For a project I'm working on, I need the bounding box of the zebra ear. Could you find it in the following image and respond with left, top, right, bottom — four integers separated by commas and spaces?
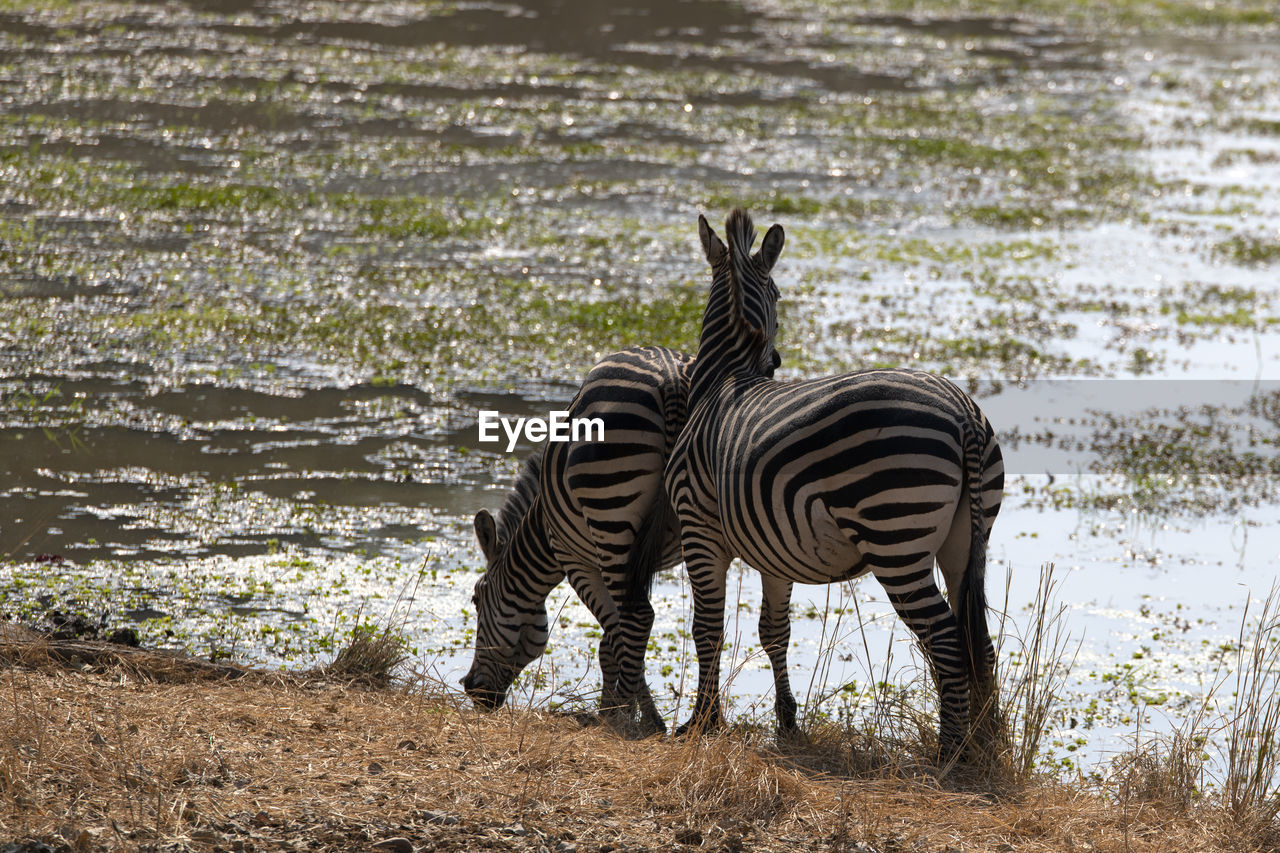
757, 223, 785, 272
474, 510, 499, 562
698, 214, 726, 266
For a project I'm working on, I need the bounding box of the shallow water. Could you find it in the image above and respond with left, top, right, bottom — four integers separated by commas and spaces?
2, 0, 1279, 775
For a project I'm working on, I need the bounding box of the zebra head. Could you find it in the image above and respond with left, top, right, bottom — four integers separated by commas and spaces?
697, 208, 785, 378
460, 508, 551, 710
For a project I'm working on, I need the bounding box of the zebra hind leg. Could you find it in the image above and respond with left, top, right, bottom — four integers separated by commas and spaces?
674, 694, 723, 737
759, 574, 799, 739
672, 618, 726, 736
674, 553, 730, 737
564, 565, 660, 735
597, 632, 659, 738
880, 565, 970, 766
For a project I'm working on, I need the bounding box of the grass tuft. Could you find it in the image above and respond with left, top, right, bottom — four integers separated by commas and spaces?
993, 563, 1078, 783
1212, 232, 1280, 266
1221, 587, 1280, 833
324, 624, 407, 685
1111, 729, 1208, 815
644, 733, 806, 829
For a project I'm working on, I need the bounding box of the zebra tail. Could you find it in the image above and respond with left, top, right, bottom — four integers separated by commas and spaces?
623, 492, 677, 608
957, 419, 993, 692
956, 417, 1008, 761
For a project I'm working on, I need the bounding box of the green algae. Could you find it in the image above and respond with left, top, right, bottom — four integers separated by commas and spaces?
768, 0, 1279, 34
3, 0, 1280, 709
1211, 233, 1280, 267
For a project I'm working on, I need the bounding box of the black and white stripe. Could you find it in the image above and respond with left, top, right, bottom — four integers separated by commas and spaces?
652, 209, 1004, 761
462, 342, 777, 733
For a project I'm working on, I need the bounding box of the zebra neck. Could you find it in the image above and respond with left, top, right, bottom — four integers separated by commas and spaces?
688, 341, 760, 407
494, 495, 563, 600
689, 281, 767, 406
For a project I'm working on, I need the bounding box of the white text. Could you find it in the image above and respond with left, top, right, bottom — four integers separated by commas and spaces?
477, 410, 605, 452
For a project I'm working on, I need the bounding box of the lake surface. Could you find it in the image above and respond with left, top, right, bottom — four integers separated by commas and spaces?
2, 0, 1279, 776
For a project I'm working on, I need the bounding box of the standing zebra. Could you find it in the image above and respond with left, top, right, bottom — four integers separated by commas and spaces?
462, 342, 781, 734
647, 209, 1003, 762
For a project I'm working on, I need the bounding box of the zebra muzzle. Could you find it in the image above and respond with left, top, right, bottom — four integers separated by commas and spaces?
460, 671, 505, 710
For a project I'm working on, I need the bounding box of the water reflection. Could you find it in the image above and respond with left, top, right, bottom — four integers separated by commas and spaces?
0, 380, 551, 561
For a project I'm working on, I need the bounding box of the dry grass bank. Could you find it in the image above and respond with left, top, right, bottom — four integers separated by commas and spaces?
1, 633, 1268, 853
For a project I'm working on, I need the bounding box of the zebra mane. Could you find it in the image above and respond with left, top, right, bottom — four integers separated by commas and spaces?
725, 208, 757, 265
722, 208, 770, 364
496, 447, 544, 546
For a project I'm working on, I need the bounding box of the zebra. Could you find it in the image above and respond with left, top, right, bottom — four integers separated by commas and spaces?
462, 341, 781, 734
639, 209, 1004, 762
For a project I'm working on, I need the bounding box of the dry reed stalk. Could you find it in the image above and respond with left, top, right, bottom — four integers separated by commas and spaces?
990, 562, 1078, 787
1095, 585, 1280, 851
1217, 586, 1280, 844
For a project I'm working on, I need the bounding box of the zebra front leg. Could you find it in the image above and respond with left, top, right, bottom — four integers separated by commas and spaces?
566, 566, 628, 724
881, 565, 969, 765
596, 639, 624, 718
675, 547, 730, 736
759, 573, 798, 738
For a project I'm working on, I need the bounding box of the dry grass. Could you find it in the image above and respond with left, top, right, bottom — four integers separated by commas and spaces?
1090, 585, 1280, 853
1221, 588, 1280, 834
323, 625, 407, 686
974, 563, 1078, 789
0, 635, 1262, 853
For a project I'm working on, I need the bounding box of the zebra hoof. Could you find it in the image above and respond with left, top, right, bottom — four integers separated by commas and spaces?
597, 705, 629, 731
634, 715, 667, 739
674, 716, 720, 738
775, 724, 806, 746
598, 704, 663, 739
636, 706, 668, 738
936, 739, 965, 770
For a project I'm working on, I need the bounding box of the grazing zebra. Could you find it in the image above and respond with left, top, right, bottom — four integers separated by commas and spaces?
642, 209, 1003, 761
462, 342, 780, 734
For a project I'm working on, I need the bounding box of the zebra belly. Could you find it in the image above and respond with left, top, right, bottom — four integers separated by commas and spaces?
723, 496, 867, 585
722, 477, 961, 586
